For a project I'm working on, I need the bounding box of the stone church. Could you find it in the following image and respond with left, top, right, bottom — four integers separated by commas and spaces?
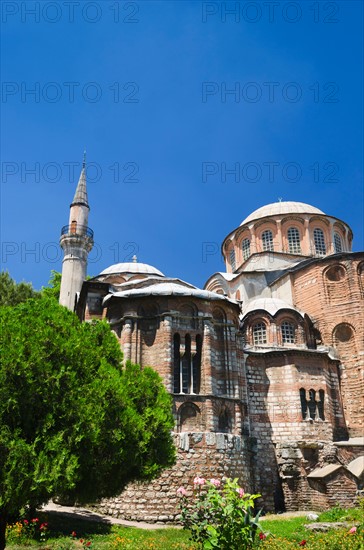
59, 160, 364, 520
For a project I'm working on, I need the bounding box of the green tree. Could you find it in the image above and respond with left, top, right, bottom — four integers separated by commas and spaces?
41, 270, 62, 301
0, 271, 38, 306
0, 297, 175, 550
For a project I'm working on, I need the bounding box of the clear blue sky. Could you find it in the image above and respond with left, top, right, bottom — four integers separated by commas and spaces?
1, 0, 363, 290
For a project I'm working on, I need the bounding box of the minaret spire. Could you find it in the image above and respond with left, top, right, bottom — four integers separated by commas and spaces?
71, 152, 89, 208
59, 153, 94, 310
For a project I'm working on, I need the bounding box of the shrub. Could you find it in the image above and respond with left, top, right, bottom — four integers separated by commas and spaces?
178, 477, 263, 549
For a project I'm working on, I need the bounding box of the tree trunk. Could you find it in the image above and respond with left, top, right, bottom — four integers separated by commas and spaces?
0, 512, 7, 550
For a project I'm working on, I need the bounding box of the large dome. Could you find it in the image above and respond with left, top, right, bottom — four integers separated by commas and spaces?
240, 201, 325, 226
100, 262, 164, 277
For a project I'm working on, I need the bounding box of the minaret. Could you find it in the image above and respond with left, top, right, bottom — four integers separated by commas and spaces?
59, 153, 94, 310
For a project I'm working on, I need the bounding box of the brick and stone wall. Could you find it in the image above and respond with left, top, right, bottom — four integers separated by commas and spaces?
92, 432, 253, 522
291, 255, 364, 436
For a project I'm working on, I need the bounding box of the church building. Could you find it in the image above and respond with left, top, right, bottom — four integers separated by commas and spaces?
59, 161, 364, 520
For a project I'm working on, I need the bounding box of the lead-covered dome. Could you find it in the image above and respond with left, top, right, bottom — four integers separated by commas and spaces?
100, 262, 164, 277
240, 201, 324, 226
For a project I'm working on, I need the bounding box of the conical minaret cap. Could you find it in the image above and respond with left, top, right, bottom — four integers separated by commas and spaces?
71, 155, 89, 208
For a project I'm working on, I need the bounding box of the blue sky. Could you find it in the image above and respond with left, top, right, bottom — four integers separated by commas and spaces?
1, 0, 363, 290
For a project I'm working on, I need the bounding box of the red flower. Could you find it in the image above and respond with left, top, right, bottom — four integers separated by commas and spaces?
40, 522, 48, 530
259, 532, 267, 540
23, 520, 29, 525
71, 531, 77, 538
299, 541, 307, 547
80, 539, 84, 544
31, 518, 39, 523
86, 542, 92, 547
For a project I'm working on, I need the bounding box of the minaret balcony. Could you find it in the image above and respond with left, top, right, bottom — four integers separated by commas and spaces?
61, 224, 94, 239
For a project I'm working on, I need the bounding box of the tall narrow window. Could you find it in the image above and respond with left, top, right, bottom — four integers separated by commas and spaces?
173, 334, 181, 393
334, 232, 343, 253
307, 389, 316, 420
318, 389, 325, 420
242, 238, 250, 261
261, 230, 274, 252
287, 227, 301, 254
300, 388, 307, 420
313, 228, 326, 255
192, 335, 202, 394
281, 321, 295, 344
229, 249, 236, 271
181, 334, 191, 394
253, 322, 267, 345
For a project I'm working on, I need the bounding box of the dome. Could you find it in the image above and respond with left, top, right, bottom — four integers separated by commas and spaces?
100, 262, 164, 277
242, 297, 304, 318
240, 201, 325, 226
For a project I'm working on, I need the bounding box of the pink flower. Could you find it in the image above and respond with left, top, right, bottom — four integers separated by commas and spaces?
193, 476, 206, 486
349, 526, 357, 534
23, 520, 29, 525
209, 479, 221, 487
236, 487, 245, 497
177, 486, 187, 496
31, 518, 39, 523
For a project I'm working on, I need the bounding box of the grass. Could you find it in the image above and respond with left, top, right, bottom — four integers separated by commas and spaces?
5, 505, 363, 549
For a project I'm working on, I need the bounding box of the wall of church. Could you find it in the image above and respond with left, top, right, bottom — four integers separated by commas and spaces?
276, 442, 361, 511
291, 255, 364, 436
92, 432, 253, 522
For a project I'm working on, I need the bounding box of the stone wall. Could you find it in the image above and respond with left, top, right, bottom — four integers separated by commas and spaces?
276, 441, 362, 511
92, 432, 253, 522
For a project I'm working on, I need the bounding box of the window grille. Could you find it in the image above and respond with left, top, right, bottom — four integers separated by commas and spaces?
230, 249, 236, 271
287, 227, 301, 254
281, 321, 295, 344
253, 322, 267, 345
262, 230, 274, 251
242, 238, 250, 260
334, 232, 343, 253
313, 228, 326, 255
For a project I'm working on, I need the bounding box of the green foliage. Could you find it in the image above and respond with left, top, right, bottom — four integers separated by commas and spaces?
41, 270, 62, 301
178, 477, 263, 549
0, 296, 175, 548
0, 271, 38, 306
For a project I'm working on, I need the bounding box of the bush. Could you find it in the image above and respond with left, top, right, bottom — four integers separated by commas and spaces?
178, 477, 263, 549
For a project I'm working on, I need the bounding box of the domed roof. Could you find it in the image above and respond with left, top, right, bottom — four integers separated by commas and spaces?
240, 201, 325, 226
242, 297, 304, 318
100, 262, 164, 277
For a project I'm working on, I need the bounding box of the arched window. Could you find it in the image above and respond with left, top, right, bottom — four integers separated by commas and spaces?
307, 389, 317, 420
262, 230, 274, 252
300, 388, 325, 421
253, 322, 267, 345
281, 321, 295, 344
325, 265, 346, 281
218, 408, 232, 433
313, 228, 326, 255
173, 334, 181, 393
173, 333, 201, 395
287, 227, 301, 254
229, 249, 236, 271
334, 232, 343, 253
179, 402, 201, 432
242, 238, 250, 260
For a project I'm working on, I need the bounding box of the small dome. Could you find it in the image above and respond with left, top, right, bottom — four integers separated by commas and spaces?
100, 262, 164, 277
240, 201, 325, 226
242, 297, 304, 318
